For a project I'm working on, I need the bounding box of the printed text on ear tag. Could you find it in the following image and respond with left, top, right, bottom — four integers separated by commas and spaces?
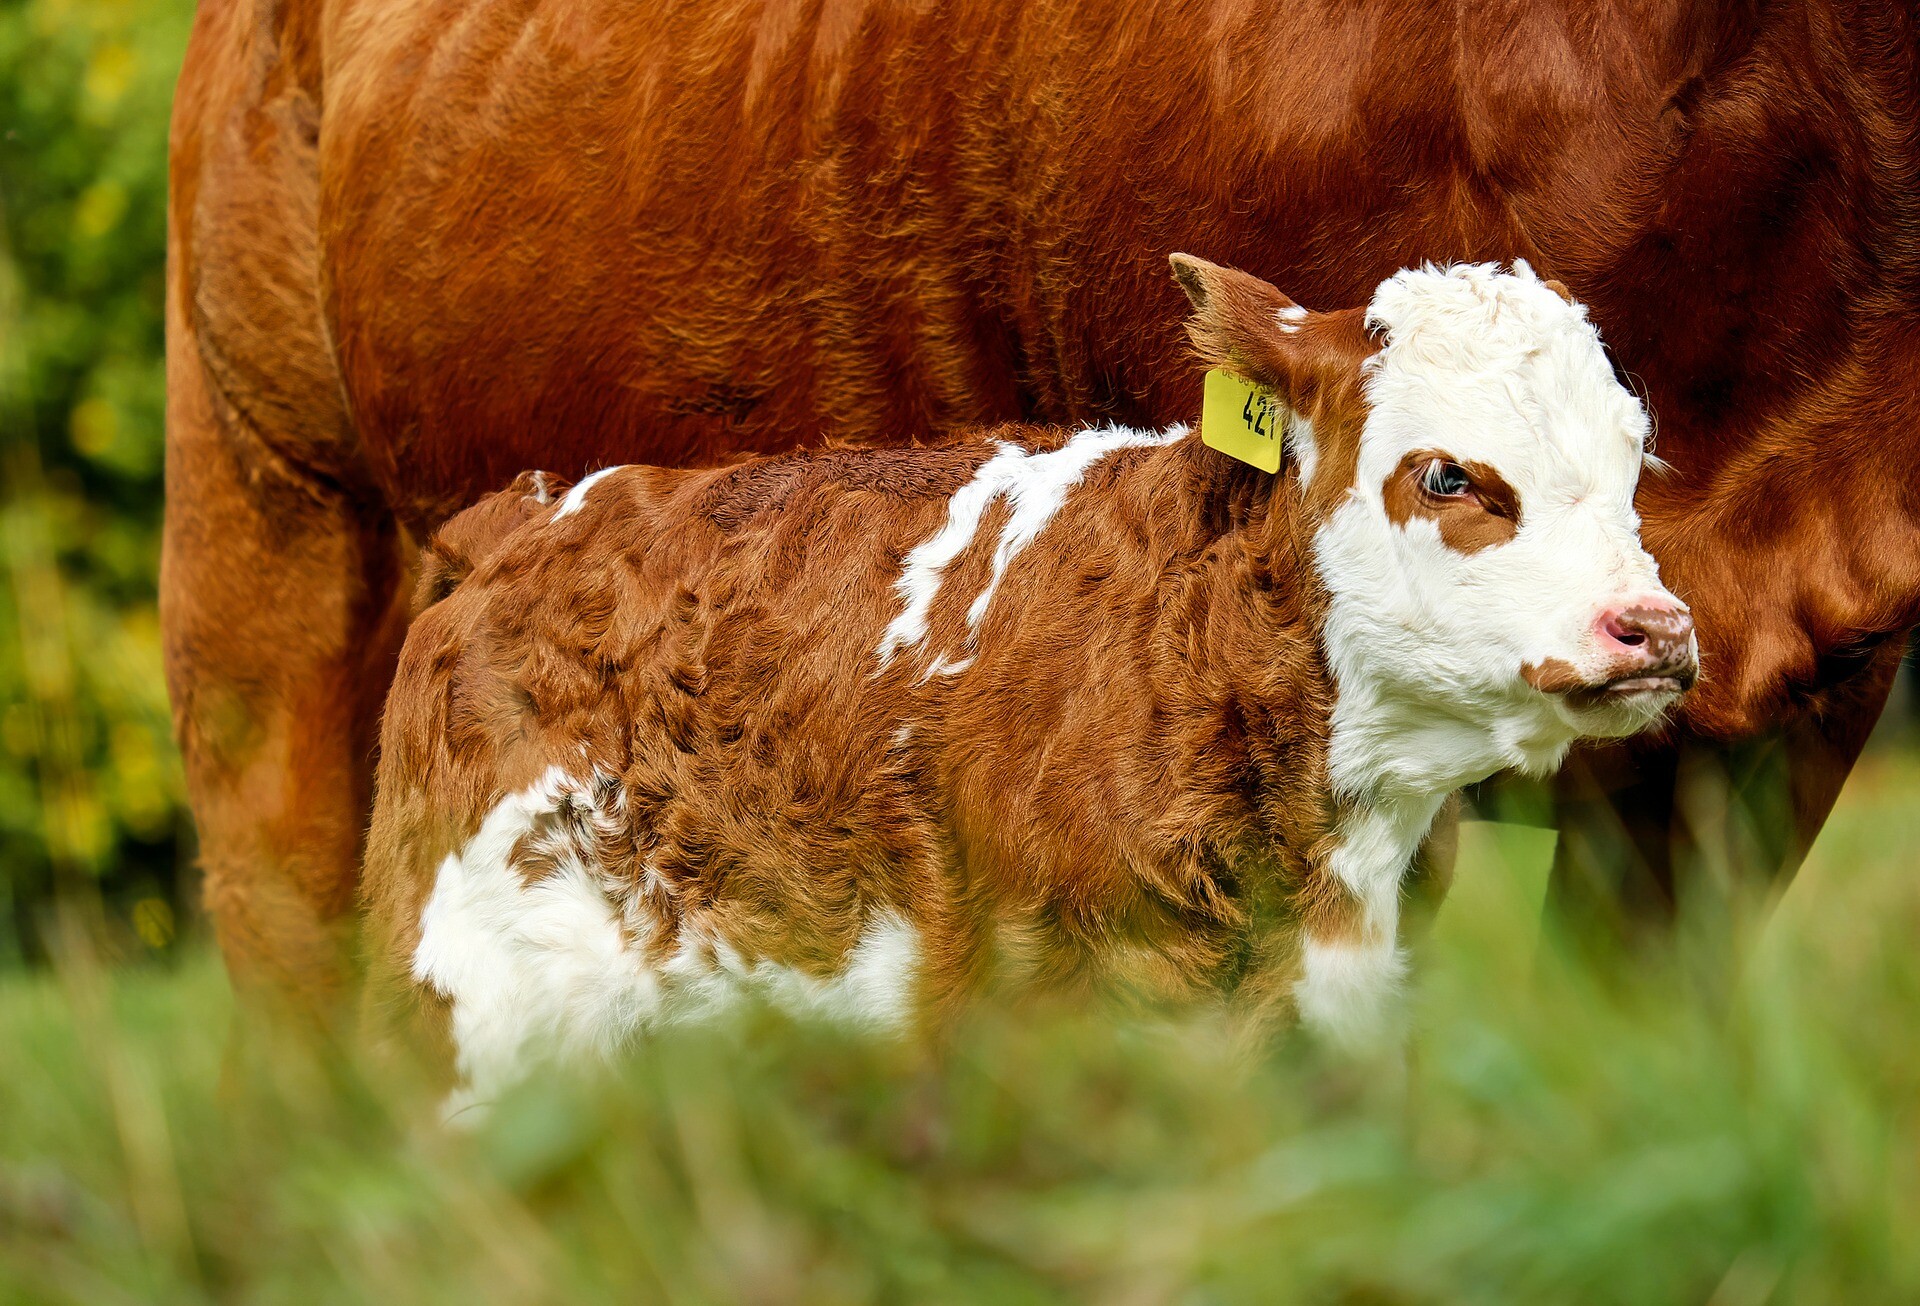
1200, 368, 1283, 473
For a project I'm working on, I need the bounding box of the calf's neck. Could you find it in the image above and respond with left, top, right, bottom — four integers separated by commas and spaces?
361, 258, 1693, 1106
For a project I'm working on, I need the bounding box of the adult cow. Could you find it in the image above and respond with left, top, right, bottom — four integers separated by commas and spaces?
165, 0, 1920, 1017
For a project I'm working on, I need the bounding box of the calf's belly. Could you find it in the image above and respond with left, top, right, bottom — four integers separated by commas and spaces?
412, 767, 926, 1109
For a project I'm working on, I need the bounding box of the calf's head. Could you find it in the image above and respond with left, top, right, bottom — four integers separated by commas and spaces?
1171, 255, 1695, 782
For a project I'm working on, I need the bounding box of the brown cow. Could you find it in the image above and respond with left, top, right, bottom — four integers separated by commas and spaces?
362, 258, 1695, 1102
165, 0, 1920, 1017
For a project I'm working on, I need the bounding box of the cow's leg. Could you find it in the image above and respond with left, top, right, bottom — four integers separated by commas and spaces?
1768, 638, 1909, 868
162, 311, 410, 1027
1545, 639, 1906, 955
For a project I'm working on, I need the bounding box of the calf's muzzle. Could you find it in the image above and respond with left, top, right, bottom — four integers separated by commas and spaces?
1595, 598, 1697, 693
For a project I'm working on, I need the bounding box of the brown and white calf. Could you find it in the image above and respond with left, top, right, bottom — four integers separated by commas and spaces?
361, 257, 1695, 1106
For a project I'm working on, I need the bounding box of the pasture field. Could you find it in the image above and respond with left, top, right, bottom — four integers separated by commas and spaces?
3, 747, 1919, 1304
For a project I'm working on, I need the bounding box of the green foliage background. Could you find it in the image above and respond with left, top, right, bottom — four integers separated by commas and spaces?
0, 0, 195, 963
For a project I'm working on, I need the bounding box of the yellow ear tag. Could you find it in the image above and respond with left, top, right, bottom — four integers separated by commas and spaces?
1199, 368, 1284, 473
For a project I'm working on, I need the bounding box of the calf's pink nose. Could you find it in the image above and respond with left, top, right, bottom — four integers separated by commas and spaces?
1597, 598, 1696, 677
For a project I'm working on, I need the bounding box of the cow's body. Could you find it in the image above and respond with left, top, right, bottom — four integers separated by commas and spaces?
166, 0, 1920, 1013
365, 262, 1690, 1098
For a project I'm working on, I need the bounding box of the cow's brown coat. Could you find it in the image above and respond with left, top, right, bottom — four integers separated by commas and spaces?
166, 0, 1920, 1011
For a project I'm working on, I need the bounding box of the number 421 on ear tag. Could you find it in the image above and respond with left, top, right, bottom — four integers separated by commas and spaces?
1200, 368, 1284, 473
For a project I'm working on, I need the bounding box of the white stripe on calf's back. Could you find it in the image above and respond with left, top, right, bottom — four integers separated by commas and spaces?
551, 465, 629, 520
876, 425, 1187, 669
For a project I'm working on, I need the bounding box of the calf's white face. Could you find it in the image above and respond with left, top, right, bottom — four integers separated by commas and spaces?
1171, 257, 1695, 795
1320, 263, 1693, 780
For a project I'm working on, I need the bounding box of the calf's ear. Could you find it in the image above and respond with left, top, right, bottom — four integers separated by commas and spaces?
1169, 253, 1378, 419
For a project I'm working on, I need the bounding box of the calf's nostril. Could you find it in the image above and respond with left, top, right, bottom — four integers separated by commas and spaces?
1601, 613, 1649, 648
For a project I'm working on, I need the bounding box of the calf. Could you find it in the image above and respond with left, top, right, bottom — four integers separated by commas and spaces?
361, 258, 1694, 1105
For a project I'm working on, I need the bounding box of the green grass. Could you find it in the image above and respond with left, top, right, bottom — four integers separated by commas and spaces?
5, 755, 1920, 1303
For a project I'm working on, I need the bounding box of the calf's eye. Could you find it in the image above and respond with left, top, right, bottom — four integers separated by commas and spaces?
1420, 459, 1472, 498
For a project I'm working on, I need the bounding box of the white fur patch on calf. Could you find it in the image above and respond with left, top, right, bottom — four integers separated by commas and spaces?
413, 768, 921, 1115
921, 653, 974, 681
412, 769, 641, 1109
1291, 797, 1441, 1045
551, 465, 629, 520
1295, 937, 1408, 1048
876, 424, 1186, 668
1289, 413, 1320, 487
685, 911, 922, 1029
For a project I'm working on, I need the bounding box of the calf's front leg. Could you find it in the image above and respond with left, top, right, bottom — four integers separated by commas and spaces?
1292, 796, 1447, 1044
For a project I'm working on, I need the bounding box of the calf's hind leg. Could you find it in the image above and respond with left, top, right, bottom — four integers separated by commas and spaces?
161, 322, 411, 1027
